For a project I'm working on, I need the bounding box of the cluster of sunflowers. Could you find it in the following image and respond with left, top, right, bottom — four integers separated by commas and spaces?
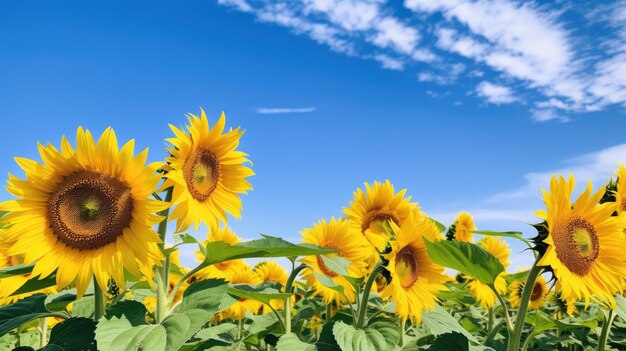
0, 109, 626, 351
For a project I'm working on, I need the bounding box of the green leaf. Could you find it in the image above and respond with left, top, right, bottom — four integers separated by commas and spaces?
0, 264, 34, 279
424, 239, 504, 285
47, 317, 97, 351
525, 311, 585, 333
615, 295, 626, 322
332, 321, 398, 351
366, 321, 400, 351
45, 290, 77, 312
104, 300, 148, 326
471, 230, 524, 240
173, 233, 198, 245
428, 332, 468, 351
203, 235, 337, 265
179, 279, 230, 313
320, 256, 364, 286
95, 313, 166, 351
161, 313, 191, 351
312, 271, 345, 296
193, 322, 237, 341
421, 305, 477, 342
12, 274, 57, 296
227, 285, 292, 306
0, 294, 58, 337
276, 333, 316, 351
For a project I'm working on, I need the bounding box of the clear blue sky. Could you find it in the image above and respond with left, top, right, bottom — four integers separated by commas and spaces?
3, 0, 626, 269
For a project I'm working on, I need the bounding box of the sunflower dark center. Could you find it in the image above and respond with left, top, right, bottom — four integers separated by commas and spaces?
183, 148, 220, 202
531, 281, 544, 301
47, 171, 134, 250
395, 246, 419, 289
362, 210, 400, 233
553, 216, 599, 275
621, 198, 626, 212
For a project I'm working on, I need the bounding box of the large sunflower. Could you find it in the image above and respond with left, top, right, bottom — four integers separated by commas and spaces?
343, 180, 416, 251
193, 226, 247, 281
381, 209, 447, 323
300, 217, 371, 304
536, 175, 626, 307
466, 236, 511, 309
452, 212, 476, 242
615, 164, 626, 213
509, 275, 549, 310
0, 128, 165, 297
163, 109, 254, 233
220, 264, 263, 320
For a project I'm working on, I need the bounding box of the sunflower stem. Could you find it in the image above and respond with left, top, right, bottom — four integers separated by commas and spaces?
155, 187, 173, 324
284, 264, 306, 334
399, 319, 405, 347
93, 277, 106, 321
168, 261, 208, 305
356, 263, 384, 329
507, 260, 542, 351
487, 308, 493, 333
39, 317, 47, 348
598, 308, 616, 351
491, 286, 513, 332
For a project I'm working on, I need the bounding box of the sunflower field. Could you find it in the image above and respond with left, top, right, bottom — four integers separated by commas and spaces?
1, 110, 626, 351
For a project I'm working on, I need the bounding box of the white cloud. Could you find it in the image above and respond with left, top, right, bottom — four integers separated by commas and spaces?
418, 62, 465, 85
303, 0, 382, 31
370, 17, 420, 54
436, 27, 487, 58
476, 81, 517, 104
217, 0, 253, 12
373, 54, 405, 70
257, 107, 317, 114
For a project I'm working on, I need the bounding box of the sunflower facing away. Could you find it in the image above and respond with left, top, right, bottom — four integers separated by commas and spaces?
163, 109, 254, 233
466, 236, 511, 309
381, 209, 447, 323
219, 264, 263, 320
509, 275, 549, 310
193, 226, 247, 282
453, 212, 476, 242
0, 127, 165, 297
343, 180, 417, 252
300, 217, 371, 304
536, 175, 626, 307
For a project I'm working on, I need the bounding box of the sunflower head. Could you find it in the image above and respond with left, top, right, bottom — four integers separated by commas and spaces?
299, 217, 371, 304
381, 209, 447, 323
163, 109, 254, 233
536, 175, 626, 307
0, 127, 166, 297
478, 236, 511, 269
447, 212, 476, 242
509, 275, 549, 310
254, 260, 288, 286
343, 180, 417, 252
193, 226, 247, 281
219, 264, 263, 320
467, 274, 507, 309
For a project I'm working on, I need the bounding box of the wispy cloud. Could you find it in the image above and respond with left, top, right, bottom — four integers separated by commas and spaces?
218, 0, 626, 122
257, 107, 317, 114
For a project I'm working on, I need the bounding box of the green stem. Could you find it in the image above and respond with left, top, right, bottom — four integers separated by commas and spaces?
399, 319, 405, 347
485, 321, 504, 345
507, 260, 542, 351
39, 318, 47, 348
521, 328, 536, 351
155, 187, 173, 323
491, 285, 513, 332
356, 263, 384, 329
168, 261, 208, 305
94, 277, 106, 321
284, 264, 306, 334
488, 308, 494, 334
326, 303, 332, 323
598, 309, 616, 351
237, 318, 244, 340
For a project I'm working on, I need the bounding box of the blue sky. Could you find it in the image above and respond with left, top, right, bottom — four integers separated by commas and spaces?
2, 0, 626, 270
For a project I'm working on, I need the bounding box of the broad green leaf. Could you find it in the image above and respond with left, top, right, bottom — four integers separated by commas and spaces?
105, 301, 148, 326
203, 235, 337, 265
161, 313, 190, 350
430, 218, 446, 233
0, 294, 59, 336
227, 285, 292, 306
471, 230, 524, 240
525, 311, 585, 333
244, 313, 281, 344
46, 317, 97, 351
615, 295, 626, 322
424, 239, 504, 285
312, 271, 345, 296
320, 256, 364, 286
276, 333, 316, 351
173, 233, 198, 245
0, 265, 34, 279
366, 321, 400, 351
45, 290, 77, 312
12, 274, 57, 296
428, 332, 468, 351
179, 279, 229, 313
421, 305, 477, 342
193, 322, 237, 341
332, 321, 398, 351
96, 312, 166, 351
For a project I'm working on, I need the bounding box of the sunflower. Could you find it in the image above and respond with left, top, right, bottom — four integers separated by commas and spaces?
453, 212, 476, 242
254, 260, 290, 313
343, 180, 416, 252
615, 164, 626, 213
220, 264, 263, 320
300, 217, 371, 304
536, 175, 626, 307
466, 236, 511, 309
193, 226, 247, 282
381, 209, 447, 323
0, 242, 57, 305
0, 128, 165, 297
551, 282, 577, 318
509, 275, 549, 310
163, 109, 254, 233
